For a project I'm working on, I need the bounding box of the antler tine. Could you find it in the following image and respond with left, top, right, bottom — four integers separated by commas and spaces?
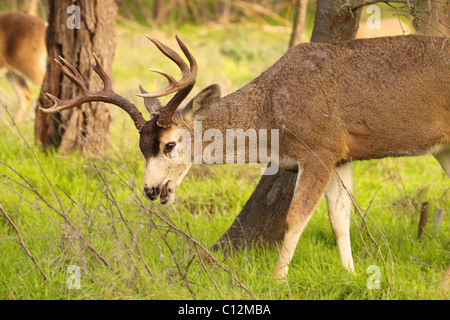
175, 35, 198, 75
41, 57, 89, 112
54, 56, 88, 92
145, 68, 177, 97
40, 54, 147, 132
137, 35, 197, 127
137, 35, 197, 99
91, 53, 113, 92
147, 35, 190, 73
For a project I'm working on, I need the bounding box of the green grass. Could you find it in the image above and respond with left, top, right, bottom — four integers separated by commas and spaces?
0, 23, 449, 300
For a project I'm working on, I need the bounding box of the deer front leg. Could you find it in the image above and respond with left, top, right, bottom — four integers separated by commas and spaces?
274, 156, 333, 279
324, 163, 355, 273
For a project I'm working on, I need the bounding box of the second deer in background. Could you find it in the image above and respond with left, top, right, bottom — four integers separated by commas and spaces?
0, 12, 46, 122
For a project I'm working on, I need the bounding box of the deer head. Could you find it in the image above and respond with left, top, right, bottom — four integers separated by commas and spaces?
40, 36, 220, 204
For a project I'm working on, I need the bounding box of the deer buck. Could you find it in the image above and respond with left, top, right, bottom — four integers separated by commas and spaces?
41, 34, 449, 279
0, 12, 46, 122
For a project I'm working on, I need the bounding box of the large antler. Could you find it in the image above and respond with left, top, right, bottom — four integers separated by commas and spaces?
137, 35, 197, 128
40, 53, 147, 132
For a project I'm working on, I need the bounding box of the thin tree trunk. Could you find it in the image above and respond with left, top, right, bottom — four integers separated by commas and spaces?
217, 0, 231, 23
215, 0, 362, 250
289, 0, 308, 48
26, 0, 39, 16
153, 0, 163, 23
35, 0, 117, 155
214, 170, 298, 249
153, 0, 178, 26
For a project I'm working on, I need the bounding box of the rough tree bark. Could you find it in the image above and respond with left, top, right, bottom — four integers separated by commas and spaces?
35, 0, 117, 154
310, 0, 362, 43
215, 0, 362, 249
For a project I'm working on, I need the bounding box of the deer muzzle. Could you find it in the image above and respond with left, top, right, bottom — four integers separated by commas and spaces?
144, 181, 173, 204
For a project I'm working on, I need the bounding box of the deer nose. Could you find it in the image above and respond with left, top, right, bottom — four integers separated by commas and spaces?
144, 186, 160, 200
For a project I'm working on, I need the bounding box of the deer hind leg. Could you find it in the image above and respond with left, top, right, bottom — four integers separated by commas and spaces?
324, 162, 355, 273
7, 71, 32, 123
433, 145, 450, 287
274, 156, 333, 279
433, 145, 450, 178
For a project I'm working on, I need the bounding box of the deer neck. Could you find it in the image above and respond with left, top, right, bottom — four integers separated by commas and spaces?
204, 81, 272, 133
181, 81, 280, 169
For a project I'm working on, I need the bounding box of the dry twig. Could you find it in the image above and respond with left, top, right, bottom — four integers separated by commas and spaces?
0, 202, 48, 282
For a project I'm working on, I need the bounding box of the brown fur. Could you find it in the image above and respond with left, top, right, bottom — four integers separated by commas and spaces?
171, 35, 449, 168
153, 35, 449, 278
148, 35, 449, 199
0, 12, 46, 121
44, 33, 450, 279
0, 12, 46, 83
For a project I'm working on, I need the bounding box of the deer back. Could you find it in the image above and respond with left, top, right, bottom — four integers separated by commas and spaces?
202, 35, 449, 163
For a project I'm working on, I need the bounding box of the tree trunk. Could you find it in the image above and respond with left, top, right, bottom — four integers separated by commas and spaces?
215, 0, 362, 249
153, 0, 163, 23
310, 0, 362, 43
214, 170, 298, 249
153, 0, 178, 26
35, 0, 117, 155
288, 0, 308, 48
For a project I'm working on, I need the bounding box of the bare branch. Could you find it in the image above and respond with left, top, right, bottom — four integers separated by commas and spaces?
0, 202, 48, 282
350, 0, 410, 10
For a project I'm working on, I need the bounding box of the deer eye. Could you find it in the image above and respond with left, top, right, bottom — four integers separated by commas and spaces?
164, 142, 176, 154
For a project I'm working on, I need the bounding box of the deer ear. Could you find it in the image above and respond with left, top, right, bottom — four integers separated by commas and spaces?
139, 85, 162, 117
181, 84, 220, 121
